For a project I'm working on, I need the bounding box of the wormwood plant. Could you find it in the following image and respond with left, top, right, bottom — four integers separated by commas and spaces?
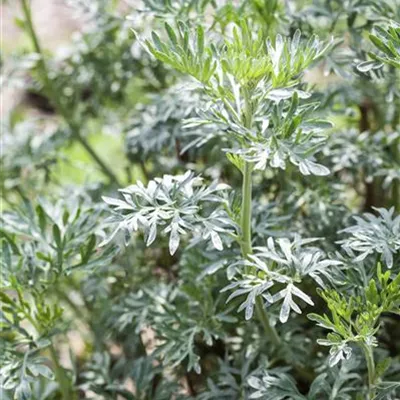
107, 19, 336, 341
1, 0, 400, 399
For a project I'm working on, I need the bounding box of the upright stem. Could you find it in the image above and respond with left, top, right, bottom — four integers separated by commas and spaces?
20, 0, 121, 186
241, 162, 253, 259
240, 161, 281, 346
361, 343, 377, 399
240, 87, 281, 346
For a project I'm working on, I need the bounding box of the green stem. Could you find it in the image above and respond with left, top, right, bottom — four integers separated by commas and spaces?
240, 160, 281, 346
20, 0, 48, 82
240, 162, 254, 260
71, 121, 121, 185
20, 0, 121, 186
361, 343, 376, 399
240, 86, 281, 346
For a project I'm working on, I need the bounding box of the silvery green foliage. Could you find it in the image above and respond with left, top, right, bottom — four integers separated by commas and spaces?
138, 0, 214, 19
324, 129, 386, 175
338, 207, 400, 269
228, 94, 332, 176
317, 337, 354, 368
284, 181, 351, 248
248, 371, 307, 399
252, 201, 291, 239
254, 237, 343, 287
376, 165, 400, 190
102, 171, 233, 255
125, 82, 221, 160
369, 21, 400, 69
107, 289, 153, 334
197, 354, 260, 400
375, 383, 400, 400
0, 286, 61, 400
0, 343, 54, 400
106, 277, 233, 374
0, 193, 120, 400
223, 236, 342, 322
79, 352, 185, 399
324, 129, 400, 185
248, 358, 361, 399
126, 83, 200, 158
140, 21, 334, 177
1, 195, 117, 286
185, 82, 333, 177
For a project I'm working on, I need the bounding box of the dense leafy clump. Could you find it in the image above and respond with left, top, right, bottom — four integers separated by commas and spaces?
1, 0, 399, 400
338, 207, 400, 269
102, 171, 233, 254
